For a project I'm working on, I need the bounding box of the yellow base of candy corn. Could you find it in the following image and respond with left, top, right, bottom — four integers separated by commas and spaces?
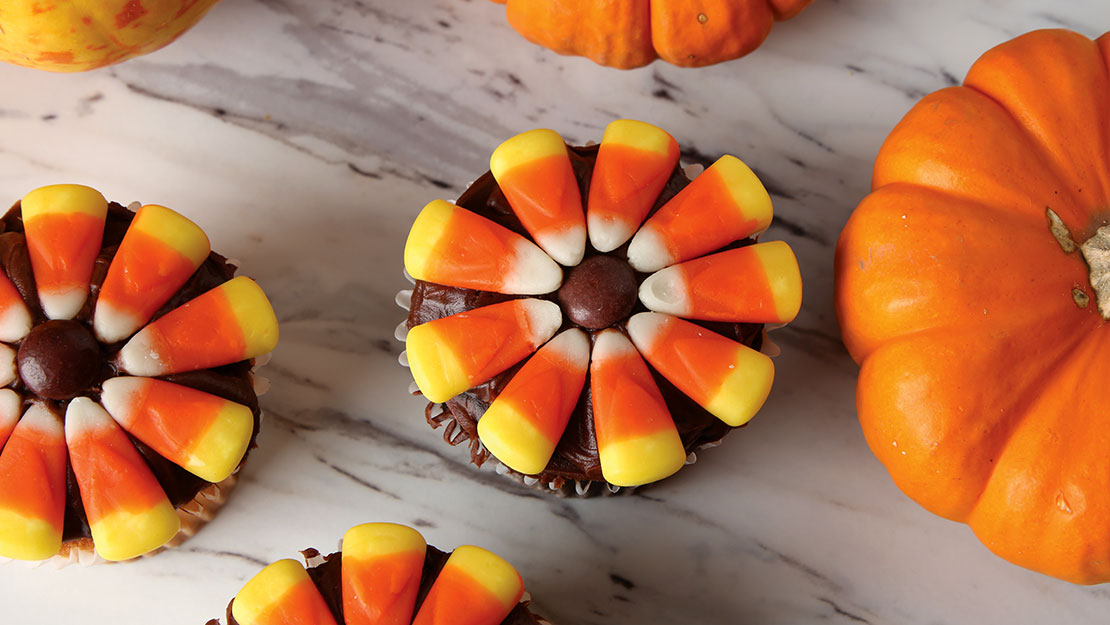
234, 559, 308, 624
406, 323, 469, 403
445, 545, 523, 606
752, 241, 803, 323
705, 348, 775, 427
183, 402, 255, 483
344, 522, 426, 559
477, 401, 554, 476
224, 277, 280, 358
602, 119, 676, 155
599, 430, 687, 487
90, 500, 180, 561
0, 508, 61, 561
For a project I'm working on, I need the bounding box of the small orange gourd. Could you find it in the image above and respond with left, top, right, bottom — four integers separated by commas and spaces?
489, 0, 814, 69
836, 29, 1110, 584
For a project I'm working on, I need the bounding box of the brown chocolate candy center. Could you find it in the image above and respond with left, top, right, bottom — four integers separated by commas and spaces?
18, 320, 102, 400
557, 254, 638, 330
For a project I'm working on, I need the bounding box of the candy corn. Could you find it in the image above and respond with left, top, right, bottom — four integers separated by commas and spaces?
628, 155, 773, 273
21, 184, 107, 320
411, 545, 524, 625
65, 398, 180, 561
627, 313, 774, 427
100, 377, 254, 483
342, 523, 428, 625
118, 276, 279, 377
0, 390, 20, 450
0, 344, 16, 388
94, 204, 211, 343
477, 328, 589, 475
232, 559, 339, 625
639, 241, 802, 324
406, 298, 561, 403
405, 200, 562, 295
490, 129, 587, 267
0, 404, 66, 561
587, 120, 680, 252
0, 272, 31, 342
590, 329, 686, 487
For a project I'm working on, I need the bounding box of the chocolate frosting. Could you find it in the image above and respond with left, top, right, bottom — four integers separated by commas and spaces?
214, 546, 544, 625
406, 145, 764, 487
0, 201, 261, 543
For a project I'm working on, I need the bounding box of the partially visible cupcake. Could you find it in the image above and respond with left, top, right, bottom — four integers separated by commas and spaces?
399, 120, 802, 495
0, 184, 278, 564
208, 522, 549, 625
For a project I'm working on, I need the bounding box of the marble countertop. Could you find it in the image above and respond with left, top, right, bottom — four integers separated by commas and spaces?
2, 0, 1109, 623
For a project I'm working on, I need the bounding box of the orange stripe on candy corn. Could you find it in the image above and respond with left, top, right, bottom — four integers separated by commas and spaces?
118, 276, 279, 377
65, 398, 180, 561
411, 545, 524, 625
639, 241, 802, 324
94, 204, 211, 343
404, 200, 562, 295
0, 404, 67, 561
587, 120, 679, 252
101, 377, 254, 483
342, 523, 428, 625
233, 559, 339, 625
628, 155, 772, 273
21, 184, 108, 320
406, 298, 561, 404
589, 329, 686, 487
627, 313, 774, 427
477, 328, 590, 475
0, 271, 31, 342
490, 129, 586, 267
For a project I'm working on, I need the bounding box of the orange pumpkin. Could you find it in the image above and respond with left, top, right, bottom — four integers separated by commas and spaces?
836, 29, 1110, 584
488, 0, 814, 69
0, 0, 220, 72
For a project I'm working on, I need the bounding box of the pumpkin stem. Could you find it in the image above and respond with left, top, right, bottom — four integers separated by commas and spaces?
1080, 225, 1110, 320
1046, 208, 1110, 320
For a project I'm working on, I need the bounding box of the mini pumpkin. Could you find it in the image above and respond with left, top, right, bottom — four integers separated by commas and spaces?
0, 0, 220, 72
836, 29, 1110, 584
488, 0, 814, 69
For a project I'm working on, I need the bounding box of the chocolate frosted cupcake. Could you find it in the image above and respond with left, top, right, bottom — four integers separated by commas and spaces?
399, 120, 803, 495
0, 184, 278, 564
209, 522, 549, 625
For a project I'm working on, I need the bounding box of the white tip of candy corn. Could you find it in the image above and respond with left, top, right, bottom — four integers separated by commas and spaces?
534, 225, 586, 268
587, 213, 636, 254
520, 299, 563, 347
638, 267, 691, 316
116, 330, 162, 377
93, 302, 142, 344
625, 312, 668, 354
0, 303, 31, 343
39, 289, 87, 321
0, 389, 20, 446
502, 240, 564, 295
0, 344, 15, 388
63, 397, 108, 438
592, 327, 637, 360
626, 225, 673, 273
99, 377, 144, 429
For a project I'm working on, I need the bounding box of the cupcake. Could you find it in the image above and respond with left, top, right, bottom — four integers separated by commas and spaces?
208, 522, 549, 625
0, 184, 278, 564
399, 120, 802, 495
